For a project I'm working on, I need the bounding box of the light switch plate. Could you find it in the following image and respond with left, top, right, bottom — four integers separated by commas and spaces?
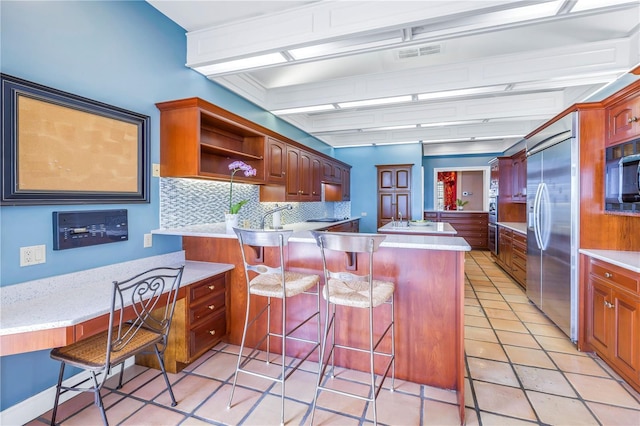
152, 163, 160, 177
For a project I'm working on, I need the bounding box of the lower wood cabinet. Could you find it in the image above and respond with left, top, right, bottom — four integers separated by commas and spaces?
494, 226, 526, 288
423, 211, 488, 249
324, 219, 359, 232
584, 256, 640, 393
136, 272, 228, 373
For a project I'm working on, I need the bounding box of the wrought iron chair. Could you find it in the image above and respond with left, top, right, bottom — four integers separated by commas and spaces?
310, 231, 395, 425
228, 228, 321, 426
49, 266, 185, 426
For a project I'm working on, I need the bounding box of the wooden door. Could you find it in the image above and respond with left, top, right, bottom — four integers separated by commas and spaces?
299, 150, 313, 199
311, 156, 322, 201
266, 137, 286, 184
611, 289, 640, 379
286, 146, 300, 199
376, 164, 413, 228
587, 279, 612, 355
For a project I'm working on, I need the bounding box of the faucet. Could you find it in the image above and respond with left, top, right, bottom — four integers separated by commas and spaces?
261, 204, 293, 229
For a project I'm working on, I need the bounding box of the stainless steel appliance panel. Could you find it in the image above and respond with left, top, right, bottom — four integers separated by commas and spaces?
526, 112, 579, 342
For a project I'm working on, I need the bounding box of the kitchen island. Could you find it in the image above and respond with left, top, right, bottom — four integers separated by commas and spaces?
155, 221, 471, 422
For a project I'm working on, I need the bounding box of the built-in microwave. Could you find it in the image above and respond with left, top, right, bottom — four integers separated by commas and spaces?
605, 153, 640, 203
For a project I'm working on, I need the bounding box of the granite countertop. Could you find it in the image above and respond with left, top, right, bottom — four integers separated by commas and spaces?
154, 219, 471, 252
378, 221, 457, 235
498, 222, 527, 234
0, 252, 234, 336
579, 249, 640, 273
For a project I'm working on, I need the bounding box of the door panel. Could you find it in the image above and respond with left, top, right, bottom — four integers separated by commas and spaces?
612, 290, 640, 376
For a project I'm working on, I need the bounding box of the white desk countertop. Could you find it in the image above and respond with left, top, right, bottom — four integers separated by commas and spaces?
0, 251, 234, 336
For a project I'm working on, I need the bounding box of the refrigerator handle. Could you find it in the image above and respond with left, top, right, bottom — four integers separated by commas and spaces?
539, 182, 551, 250
533, 182, 544, 250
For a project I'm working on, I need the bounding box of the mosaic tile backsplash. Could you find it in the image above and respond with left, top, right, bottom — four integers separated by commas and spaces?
160, 178, 351, 229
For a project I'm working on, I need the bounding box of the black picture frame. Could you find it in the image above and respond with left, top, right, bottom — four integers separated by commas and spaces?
1, 74, 150, 205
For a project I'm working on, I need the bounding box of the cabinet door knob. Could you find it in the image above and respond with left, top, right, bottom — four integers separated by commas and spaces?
209, 330, 216, 335
208, 304, 215, 310
208, 285, 215, 290
628, 116, 638, 123
604, 272, 613, 278
604, 301, 614, 309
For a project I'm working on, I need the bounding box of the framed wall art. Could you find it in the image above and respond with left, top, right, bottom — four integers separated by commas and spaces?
1, 74, 150, 205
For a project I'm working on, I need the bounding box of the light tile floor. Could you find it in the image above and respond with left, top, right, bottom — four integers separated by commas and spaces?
30, 251, 640, 425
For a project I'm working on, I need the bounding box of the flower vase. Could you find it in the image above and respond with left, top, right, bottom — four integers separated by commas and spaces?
225, 213, 239, 233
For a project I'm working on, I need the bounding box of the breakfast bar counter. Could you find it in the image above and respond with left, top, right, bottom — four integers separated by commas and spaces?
159, 223, 470, 422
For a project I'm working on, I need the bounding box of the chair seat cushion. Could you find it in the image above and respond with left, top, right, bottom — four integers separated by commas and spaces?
50, 326, 162, 369
325, 278, 394, 308
249, 271, 319, 298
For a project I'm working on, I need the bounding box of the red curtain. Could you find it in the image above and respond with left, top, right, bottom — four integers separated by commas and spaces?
438, 171, 457, 210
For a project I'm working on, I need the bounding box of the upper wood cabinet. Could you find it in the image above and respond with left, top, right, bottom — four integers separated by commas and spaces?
510, 150, 527, 203
377, 164, 412, 227
378, 165, 411, 191
606, 92, 640, 146
285, 145, 313, 201
158, 97, 351, 201
157, 98, 265, 183
265, 137, 286, 184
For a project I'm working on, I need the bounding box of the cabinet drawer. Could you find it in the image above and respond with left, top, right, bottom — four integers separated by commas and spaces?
189, 291, 226, 325
512, 232, 527, 245
189, 310, 226, 356
190, 275, 226, 302
590, 259, 639, 294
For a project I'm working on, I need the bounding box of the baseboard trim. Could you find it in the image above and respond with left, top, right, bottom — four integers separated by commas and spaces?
0, 358, 134, 426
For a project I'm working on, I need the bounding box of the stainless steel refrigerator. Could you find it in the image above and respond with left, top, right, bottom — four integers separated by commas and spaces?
526, 112, 579, 342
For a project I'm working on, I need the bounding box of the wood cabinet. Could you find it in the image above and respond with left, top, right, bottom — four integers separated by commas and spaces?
495, 227, 527, 288
584, 256, 640, 392
265, 137, 286, 184
498, 227, 513, 270
440, 212, 488, 250
157, 98, 265, 182
606, 93, 640, 146
137, 272, 228, 373
157, 97, 351, 202
422, 211, 488, 250
324, 219, 359, 232
284, 145, 314, 201
510, 150, 527, 203
377, 165, 412, 228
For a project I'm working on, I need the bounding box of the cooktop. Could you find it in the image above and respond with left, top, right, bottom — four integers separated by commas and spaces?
305, 218, 345, 223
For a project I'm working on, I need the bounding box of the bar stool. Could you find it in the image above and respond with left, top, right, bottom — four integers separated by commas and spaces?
310, 231, 395, 425
228, 228, 321, 426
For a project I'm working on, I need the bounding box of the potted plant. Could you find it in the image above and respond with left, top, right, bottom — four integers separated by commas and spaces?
226, 160, 257, 232
456, 199, 469, 210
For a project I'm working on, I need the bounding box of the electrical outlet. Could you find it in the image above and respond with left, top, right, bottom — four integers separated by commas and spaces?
143, 233, 153, 248
152, 163, 160, 177
20, 244, 46, 266
361, 212, 367, 216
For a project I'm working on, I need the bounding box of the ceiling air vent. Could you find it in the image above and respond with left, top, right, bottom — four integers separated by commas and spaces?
397, 44, 441, 60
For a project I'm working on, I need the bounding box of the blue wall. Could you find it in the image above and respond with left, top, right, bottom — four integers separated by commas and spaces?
335, 144, 424, 232
422, 153, 501, 210
0, 0, 330, 411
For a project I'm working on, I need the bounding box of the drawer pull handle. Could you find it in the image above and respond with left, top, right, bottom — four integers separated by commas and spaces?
208, 285, 215, 290
628, 116, 638, 123
208, 304, 215, 310
604, 272, 613, 278
209, 330, 216, 335
604, 301, 614, 309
